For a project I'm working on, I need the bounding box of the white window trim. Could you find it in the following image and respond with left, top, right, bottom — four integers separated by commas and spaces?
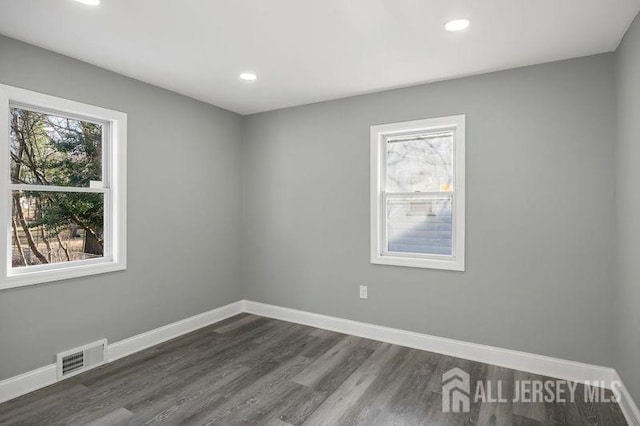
370, 115, 465, 271
0, 84, 127, 290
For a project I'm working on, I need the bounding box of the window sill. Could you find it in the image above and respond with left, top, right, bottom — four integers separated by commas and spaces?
0, 260, 126, 291
371, 254, 465, 271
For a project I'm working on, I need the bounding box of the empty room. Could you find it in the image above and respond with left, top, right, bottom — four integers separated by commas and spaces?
0, 1, 639, 425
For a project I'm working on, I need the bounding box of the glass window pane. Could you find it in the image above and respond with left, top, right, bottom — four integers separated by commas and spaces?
11, 191, 104, 268
386, 196, 452, 256
10, 107, 103, 187
386, 132, 453, 193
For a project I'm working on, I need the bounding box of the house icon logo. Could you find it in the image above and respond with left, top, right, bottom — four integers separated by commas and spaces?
442, 367, 471, 413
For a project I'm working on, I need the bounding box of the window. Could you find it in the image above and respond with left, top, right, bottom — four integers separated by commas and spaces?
0, 85, 127, 289
370, 115, 465, 271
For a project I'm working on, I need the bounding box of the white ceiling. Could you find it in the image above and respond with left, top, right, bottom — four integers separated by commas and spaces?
0, 1, 639, 115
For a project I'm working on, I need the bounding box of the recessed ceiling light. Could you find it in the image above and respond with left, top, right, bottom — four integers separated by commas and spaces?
445, 19, 470, 32
239, 73, 257, 81
73, 0, 100, 5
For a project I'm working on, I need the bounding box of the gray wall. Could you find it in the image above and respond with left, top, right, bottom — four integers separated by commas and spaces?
242, 54, 617, 368
0, 35, 244, 380
615, 12, 640, 402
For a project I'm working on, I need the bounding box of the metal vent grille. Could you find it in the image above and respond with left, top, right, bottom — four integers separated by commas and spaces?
62, 352, 84, 375
56, 339, 107, 380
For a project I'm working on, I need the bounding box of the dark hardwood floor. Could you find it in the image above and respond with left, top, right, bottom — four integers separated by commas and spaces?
0, 314, 627, 425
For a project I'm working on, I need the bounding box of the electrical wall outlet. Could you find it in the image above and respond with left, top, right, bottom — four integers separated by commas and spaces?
359, 285, 368, 299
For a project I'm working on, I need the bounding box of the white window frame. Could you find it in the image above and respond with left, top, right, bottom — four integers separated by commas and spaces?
0, 84, 127, 290
370, 115, 465, 271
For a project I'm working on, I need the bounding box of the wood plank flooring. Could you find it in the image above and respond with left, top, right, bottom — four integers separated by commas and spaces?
0, 314, 627, 425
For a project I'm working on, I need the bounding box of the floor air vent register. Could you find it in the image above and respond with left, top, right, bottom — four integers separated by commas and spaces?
56, 339, 108, 380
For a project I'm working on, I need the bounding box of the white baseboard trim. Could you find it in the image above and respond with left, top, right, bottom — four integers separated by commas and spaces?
1, 298, 638, 426
614, 372, 640, 426
0, 300, 244, 404
108, 300, 244, 362
0, 364, 57, 406
243, 300, 616, 387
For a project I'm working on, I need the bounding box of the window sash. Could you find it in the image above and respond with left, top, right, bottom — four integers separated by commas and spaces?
383, 191, 454, 197
381, 192, 456, 260
9, 103, 110, 188
8, 188, 113, 276
383, 129, 456, 194
9, 184, 108, 193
